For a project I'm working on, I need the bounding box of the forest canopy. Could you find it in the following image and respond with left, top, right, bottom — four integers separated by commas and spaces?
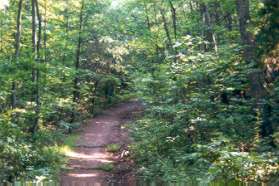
0, 0, 279, 184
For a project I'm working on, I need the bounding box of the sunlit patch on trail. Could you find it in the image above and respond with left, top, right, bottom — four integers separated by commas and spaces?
65, 151, 113, 163
68, 173, 98, 178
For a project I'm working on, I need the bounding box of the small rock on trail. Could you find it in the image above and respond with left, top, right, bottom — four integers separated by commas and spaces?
60, 101, 143, 186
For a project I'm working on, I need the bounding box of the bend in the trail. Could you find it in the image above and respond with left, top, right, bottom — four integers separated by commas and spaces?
60, 101, 143, 186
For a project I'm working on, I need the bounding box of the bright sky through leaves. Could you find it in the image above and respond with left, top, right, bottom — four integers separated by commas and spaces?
111, 0, 121, 8
0, 0, 8, 10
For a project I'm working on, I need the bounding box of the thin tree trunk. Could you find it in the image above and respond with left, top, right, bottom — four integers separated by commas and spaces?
62, 1, 70, 67
15, 0, 23, 61
91, 80, 99, 114
30, 0, 42, 135
31, 0, 37, 83
213, 2, 221, 24
0, 10, 4, 52
169, 0, 178, 62
35, 0, 42, 55
200, 3, 218, 53
11, 0, 24, 109
35, 0, 42, 134
226, 12, 233, 31
43, 0, 47, 63
152, 4, 164, 62
71, 0, 84, 122
169, 0, 177, 41
160, 8, 172, 51
73, 0, 84, 104
144, 2, 160, 60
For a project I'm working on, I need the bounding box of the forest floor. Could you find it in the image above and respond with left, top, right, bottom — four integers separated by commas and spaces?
60, 100, 143, 186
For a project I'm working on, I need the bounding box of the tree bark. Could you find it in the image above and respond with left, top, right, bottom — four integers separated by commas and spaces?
160, 8, 172, 51
73, 0, 84, 104
0, 15, 3, 52
169, 0, 177, 41
236, 0, 256, 62
35, 0, 42, 55
143, 2, 151, 31
30, 0, 42, 135
168, 0, 178, 62
226, 13, 233, 31
31, 0, 36, 83
71, 0, 84, 122
62, 0, 70, 67
200, 3, 218, 53
90, 80, 99, 114
43, 0, 47, 63
11, 0, 24, 109
15, 0, 23, 61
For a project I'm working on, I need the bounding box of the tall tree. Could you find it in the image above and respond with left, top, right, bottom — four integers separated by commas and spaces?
11, 0, 24, 109
200, 2, 218, 52
160, 7, 172, 51
168, 0, 178, 61
73, 0, 84, 105
30, 0, 42, 134
236, 0, 255, 62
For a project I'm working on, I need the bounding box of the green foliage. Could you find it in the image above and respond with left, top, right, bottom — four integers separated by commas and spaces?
106, 143, 121, 153
96, 163, 114, 172
0, 114, 64, 181
1, 0, 279, 184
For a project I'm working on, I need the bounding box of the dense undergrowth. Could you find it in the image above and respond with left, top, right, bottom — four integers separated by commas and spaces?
130, 42, 279, 182
124, 0, 279, 183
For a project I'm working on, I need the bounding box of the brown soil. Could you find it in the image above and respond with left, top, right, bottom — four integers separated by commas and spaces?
60, 101, 143, 186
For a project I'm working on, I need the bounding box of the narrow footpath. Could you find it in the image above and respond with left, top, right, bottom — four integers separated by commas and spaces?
60, 101, 143, 186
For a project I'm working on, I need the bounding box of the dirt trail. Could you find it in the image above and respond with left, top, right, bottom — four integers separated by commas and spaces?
60, 101, 142, 186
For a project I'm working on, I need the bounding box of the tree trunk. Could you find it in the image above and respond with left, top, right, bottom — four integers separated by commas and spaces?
236, 0, 263, 99
143, 2, 151, 31
11, 0, 24, 109
169, 0, 178, 62
62, 1, 70, 67
226, 13, 233, 31
236, 0, 269, 143
0, 15, 3, 52
30, 0, 42, 135
15, 0, 23, 61
144, 2, 162, 62
169, 0, 177, 41
73, 0, 84, 104
160, 8, 172, 51
43, 0, 47, 63
90, 80, 99, 114
71, 1, 84, 122
200, 3, 218, 53
236, 0, 256, 62
31, 0, 36, 83
35, 0, 42, 55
